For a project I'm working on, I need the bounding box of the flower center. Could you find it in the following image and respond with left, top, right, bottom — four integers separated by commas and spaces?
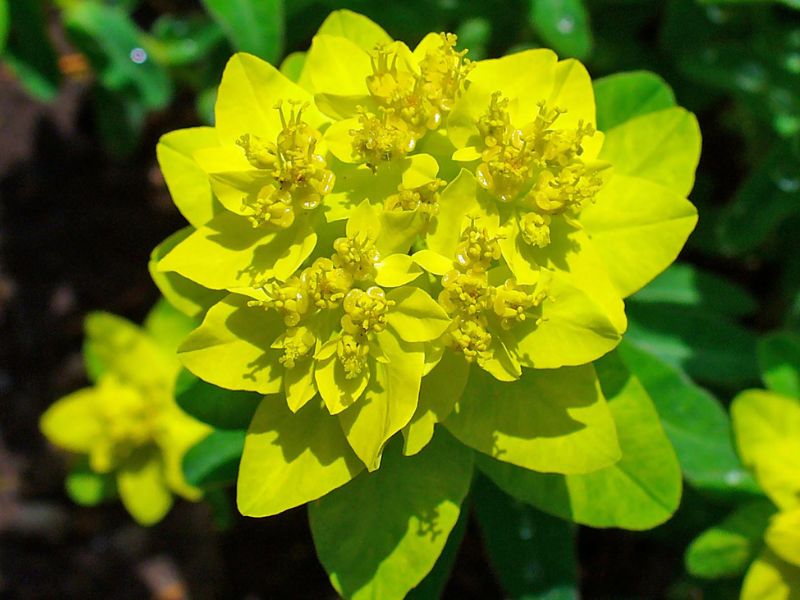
473, 93, 605, 248
236, 100, 335, 228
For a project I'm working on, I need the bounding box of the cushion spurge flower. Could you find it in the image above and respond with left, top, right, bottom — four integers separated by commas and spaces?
731, 390, 800, 599
151, 9, 699, 599
40, 302, 209, 525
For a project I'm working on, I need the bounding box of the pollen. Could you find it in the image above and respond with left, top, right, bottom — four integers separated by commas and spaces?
337, 332, 371, 379
333, 233, 381, 281
447, 316, 492, 363
237, 100, 335, 228
384, 178, 446, 219
519, 212, 551, 248
301, 258, 353, 310
416, 33, 472, 127
438, 270, 493, 317
454, 221, 502, 273
473, 94, 603, 221
351, 107, 417, 168
277, 326, 316, 369
491, 279, 547, 330
341, 287, 394, 335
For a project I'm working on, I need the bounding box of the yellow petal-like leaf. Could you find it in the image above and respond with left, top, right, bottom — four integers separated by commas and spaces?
599, 107, 701, 197
374, 254, 423, 287
741, 549, 800, 600
40, 387, 105, 454
338, 332, 424, 470
156, 127, 221, 228
117, 447, 173, 526
444, 365, 621, 474
766, 507, 800, 568
732, 390, 800, 509
216, 53, 325, 146
237, 395, 364, 517
386, 287, 451, 343
179, 294, 283, 394
579, 174, 697, 298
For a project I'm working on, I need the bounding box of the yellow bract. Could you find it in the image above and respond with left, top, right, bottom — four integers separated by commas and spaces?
733, 390, 800, 598
40, 309, 209, 525
152, 9, 699, 486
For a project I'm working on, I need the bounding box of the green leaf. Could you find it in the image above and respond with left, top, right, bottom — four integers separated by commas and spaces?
444, 365, 621, 475
308, 431, 473, 600
201, 0, 285, 63
182, 429, 245, 489
686, 500, 775, 579
594, 71, 676, 131
455, 18, 492, 61
91, 85, 146, 159
65, 457, 117, 507
175, 371, 262, 430
0, 0, 9, 53
3, 0, 60, 100
149, 14, 225, 67
617, 340, 760, 495
406, 501, 469, 600
64, 3, 172, 110
757, 332, 800, 398
478, 352, 682, 530
474, 475, 578, 599
237, 396, 364, 517
631, 263, 757, 318
717, 142, 800, 256
528, 0, 593, 60
624, 301, 759, 389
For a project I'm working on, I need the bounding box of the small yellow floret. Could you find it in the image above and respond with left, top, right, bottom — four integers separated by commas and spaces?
237, 100, 335, 228
341, 287, 394, 335
333, 233, 381, 280
454, 221, 502, 273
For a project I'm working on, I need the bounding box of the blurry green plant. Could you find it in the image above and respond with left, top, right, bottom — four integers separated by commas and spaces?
39, 301, 210, 525
685, 333, 800, 598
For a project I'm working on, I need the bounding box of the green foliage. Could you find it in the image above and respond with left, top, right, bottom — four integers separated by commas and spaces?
474, 475, 578, 599
66, 457, 117, 507
175, 373, 261, 430
617, 340, 759, 495
477, 352, 682, 531
528, 0, 592, 60
758, 332, 800, 398
308, 432, 473, 600
182, 429, 246, 489
201, 0, 285, 63
2, 0, 60, 100
686, 500, 775, 579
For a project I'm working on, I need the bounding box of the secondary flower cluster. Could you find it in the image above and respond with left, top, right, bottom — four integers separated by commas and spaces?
153, 11, 699, 479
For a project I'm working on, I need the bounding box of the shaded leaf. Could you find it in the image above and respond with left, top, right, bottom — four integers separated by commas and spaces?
309, 431, 473, 600
201, 0, 285, 62
758, 332, 800, 398
474, 475, 578, 599
175, 371, 262, 430
529, 0, 592, 60
618, 340, 760, 495
594, 70, 676, 131
182, 429, 245, 489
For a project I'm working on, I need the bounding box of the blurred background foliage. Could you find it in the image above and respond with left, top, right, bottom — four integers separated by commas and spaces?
1, 0, 799, 597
